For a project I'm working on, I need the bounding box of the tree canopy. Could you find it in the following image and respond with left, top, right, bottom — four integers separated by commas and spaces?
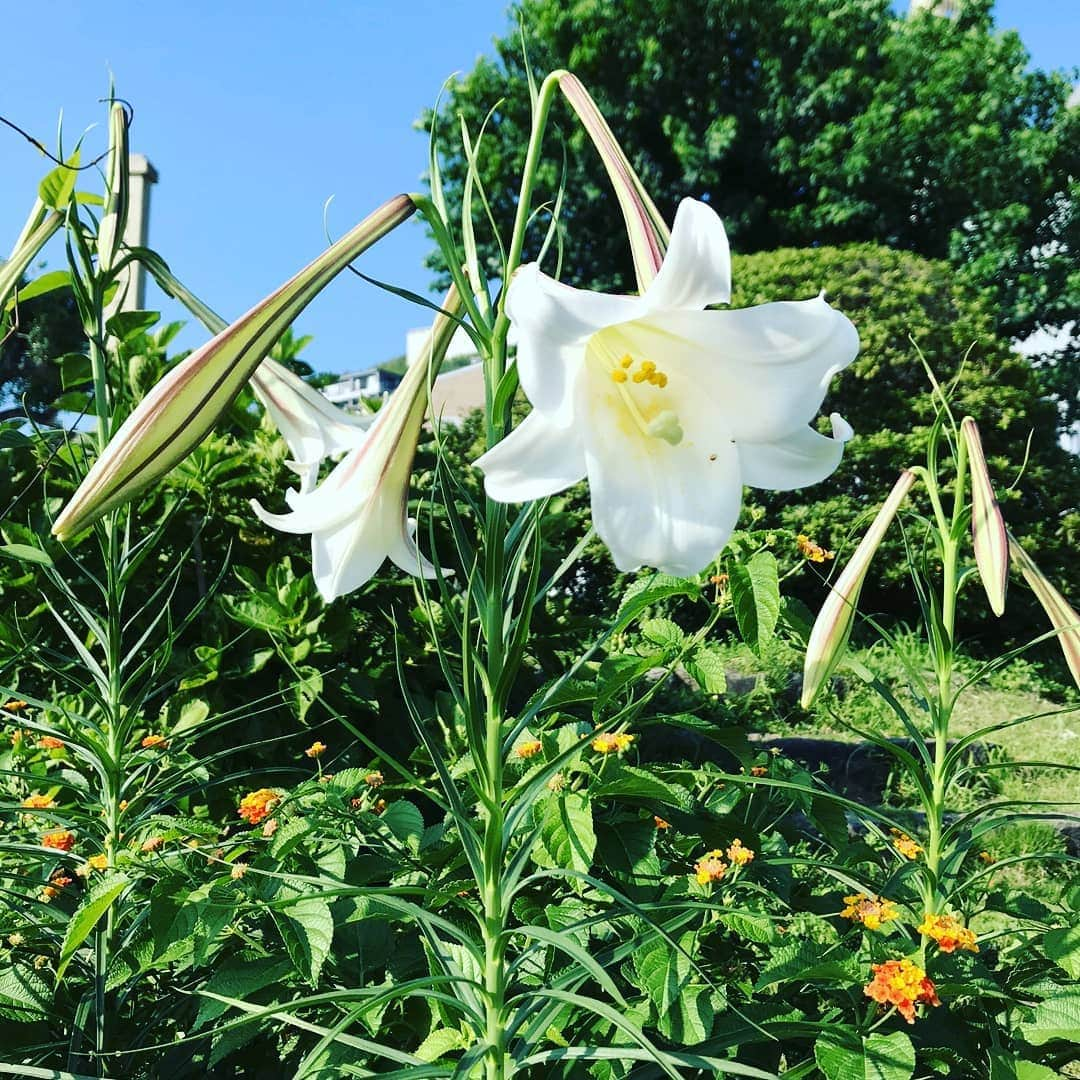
424, 0, 1079, 424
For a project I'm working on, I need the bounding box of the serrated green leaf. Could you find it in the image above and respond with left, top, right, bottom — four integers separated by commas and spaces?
57, 873, 129, 982
593, 766, 690, 807
380, 800, 424, 852
0, 964, 51, 1020
684, 645, 727, 694
1042, 922, 1080, 979
815, 1031, 914, 1080
719, 910, 776, 944
640, 617, 685, 650
275, 892, 333, 985
615, 573, 700, 632
538, 791, 595, 874
1019, 985, 1080, 1045
416, 1026, 467, 1062
729, 551, 779, 653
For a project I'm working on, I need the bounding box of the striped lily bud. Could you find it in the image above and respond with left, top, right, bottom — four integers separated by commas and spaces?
1008, 533, 1080, 692
97, 102, 130, 276
52, 194, 416, 539
801, 470, 917, 708
557, 72, 672, 291
1, 200, 62, 317
961, 417, 1008, 616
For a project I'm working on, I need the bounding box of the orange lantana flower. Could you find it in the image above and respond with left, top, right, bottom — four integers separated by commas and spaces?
304, 741, 327, 759
917, 912, 979, 954
841, 893, 899, 931
237, 788, 280, 826
864, 958, 940, 1024
891, 830, 923, 860
22, 793, 55, 809
726, 838, 755, 866
37, 735, 64, 750
694, 850, 728, 886
141, 734, 168, 749
796, 534, 834, 563
41, 830, 75, 852
515, 740, 543, 760
592, 732, 634, 755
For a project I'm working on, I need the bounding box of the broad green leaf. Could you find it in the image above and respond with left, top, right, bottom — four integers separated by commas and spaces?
380, 800, 425, 852
593, 766, 690, 807
729, 550, 780, 653
539, 791, 596, 875
815, 1031, 914, 1080
105, 309, 160, 341
276, 891, 334, 985
989, 1054, 1060, 1080
194, 955, 292, 1028
640, 617, 685, 650
684, 644, 727, 694
633, 932, 714, 1044
0, 964, 50, 1020
719, 910, 776, 944
57, 873, 129, 982
416, 1026, 467, 1062
3, 268, 70, 307
1019, 985, 1080, 1045
1042, 922, 1080, 979
755, 939, 859, 990
38, 152, 79, 210
594, 818, 659, 880
615, 573, 700, 632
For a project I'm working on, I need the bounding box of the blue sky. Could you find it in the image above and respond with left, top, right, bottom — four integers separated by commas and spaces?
1, 0, 1076, 376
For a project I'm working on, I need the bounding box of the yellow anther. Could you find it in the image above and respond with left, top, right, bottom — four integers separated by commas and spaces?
620, 354, 634, 369
655, 372, 668, 388
611, 369, 628, 384
632, 370, 648, 383
640, 360, 656, 376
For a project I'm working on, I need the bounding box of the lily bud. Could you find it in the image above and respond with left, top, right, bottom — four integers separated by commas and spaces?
97, 101, 130, 277
252, 288, 462, 601
802, 470, 917, 708
52, 194, 416, 539
961, 417, 1008, 616
135, 248, 367, 490
1008, 533, 1080, 692
557, 72, 672, 291
1, 199, 62, 317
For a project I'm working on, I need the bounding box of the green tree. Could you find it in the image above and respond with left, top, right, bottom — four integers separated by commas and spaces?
425, 0, 1079, 423
0, 284, 83, 422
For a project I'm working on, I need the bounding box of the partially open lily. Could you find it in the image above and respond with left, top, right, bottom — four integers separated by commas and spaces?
250, 358, 371, 493
252, 290, 461, 601
475, 197, 859, 575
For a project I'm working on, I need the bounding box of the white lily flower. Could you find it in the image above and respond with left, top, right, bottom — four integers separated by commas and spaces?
250, 357, 371, 493
251, 293, 460, 602
475, 198, 860, 575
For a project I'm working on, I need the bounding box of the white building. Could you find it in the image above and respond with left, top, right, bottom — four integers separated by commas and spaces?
320, 366, 402, 410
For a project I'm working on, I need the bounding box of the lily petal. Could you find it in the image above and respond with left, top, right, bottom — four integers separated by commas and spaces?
474, 410, 587, 502
740, 414, 853, 491
640, 198, 731, 313
250, 356, 371, 492
506, 263, 639, 418
582, 370, 743, 574
601, 295, 858, 442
